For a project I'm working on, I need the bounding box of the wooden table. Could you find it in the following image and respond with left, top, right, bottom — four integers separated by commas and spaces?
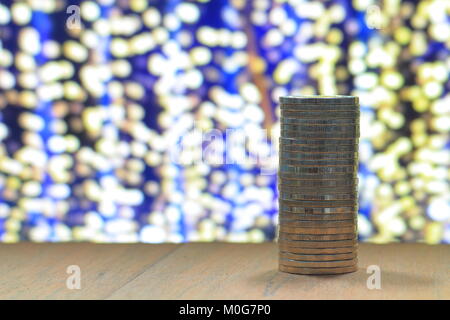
0, 243, 448, 299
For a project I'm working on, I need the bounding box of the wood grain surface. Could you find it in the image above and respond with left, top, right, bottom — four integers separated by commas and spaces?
0, 243, 448, 299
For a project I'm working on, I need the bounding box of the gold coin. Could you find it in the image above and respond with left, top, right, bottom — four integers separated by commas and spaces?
279, 251, 357, 261
278, 245, 357, 254
279, 225, 356, 234
278, 238, 358, 249
279, 257, 357, 268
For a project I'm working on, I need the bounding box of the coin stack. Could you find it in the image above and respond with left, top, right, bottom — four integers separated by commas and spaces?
278, 95, 360, 275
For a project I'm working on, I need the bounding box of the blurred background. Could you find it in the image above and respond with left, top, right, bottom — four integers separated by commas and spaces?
0, 0, 448, 244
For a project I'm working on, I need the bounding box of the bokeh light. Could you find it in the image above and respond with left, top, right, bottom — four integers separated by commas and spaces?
0, 0, 448, 244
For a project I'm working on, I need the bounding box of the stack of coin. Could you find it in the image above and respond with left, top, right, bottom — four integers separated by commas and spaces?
278, 95, 360, 275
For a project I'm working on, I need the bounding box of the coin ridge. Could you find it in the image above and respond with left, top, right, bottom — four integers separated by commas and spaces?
280, 202, 358, 209
280, 160, 358, 167
278, 245, 358, 253
278, 264, 358, 275
279, 207, 357, 214
278, 246, 357, 253
277, 232, 356, 241
278, 238, 358, 246
279, 258, 357, 268
278, 184, 357, 191
279, 226, 356, 234
281, 152, 358, 158
279, 212, 356, 220
281, 113, 359, 119
280, 194, 357, 201
280, 123, 359, 129
279, 95, 358, 103
279, 218, 356, 223
279, 252, 357, 261
281, 118, 359, 124
279, 106, 360, 111
280, 146, 358, 152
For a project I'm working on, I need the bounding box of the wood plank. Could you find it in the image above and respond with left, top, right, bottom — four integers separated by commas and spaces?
0, 243, 448, 299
